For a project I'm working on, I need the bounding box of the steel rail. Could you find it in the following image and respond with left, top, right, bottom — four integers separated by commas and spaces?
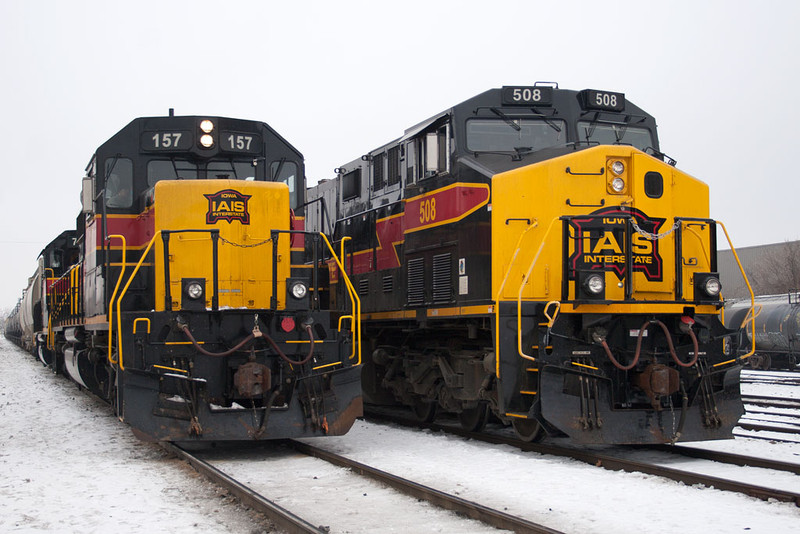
647, 444, 800, 475
366, 411, 800, 507
288, 439, 564, 534
162, 442, 326, 534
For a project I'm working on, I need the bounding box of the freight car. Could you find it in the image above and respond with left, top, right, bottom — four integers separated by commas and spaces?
726, 293, 800, 370
307, 84, 753, 444
5, 113, 362, 442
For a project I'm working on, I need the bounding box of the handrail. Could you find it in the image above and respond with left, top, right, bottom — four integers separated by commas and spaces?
114, 230, 362, 370
517, 217, 561, 361
713, 220, 756, 367
116, 232, 161, 370
340, 236, 351, 273
320, 233, 361, 365
493, 220, 539, 378
107, 234, 126, 365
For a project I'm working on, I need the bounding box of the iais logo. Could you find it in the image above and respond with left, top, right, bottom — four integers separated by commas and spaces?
204, 189, 252, 224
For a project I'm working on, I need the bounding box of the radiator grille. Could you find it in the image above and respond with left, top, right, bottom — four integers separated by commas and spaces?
383, 276, 393, 293
358, 278, 369, 296
407, 258, 425, 306
432, 253, 452, 303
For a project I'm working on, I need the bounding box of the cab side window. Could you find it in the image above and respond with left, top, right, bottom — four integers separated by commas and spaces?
271, 160, 299, 209
104, 158, 133, 209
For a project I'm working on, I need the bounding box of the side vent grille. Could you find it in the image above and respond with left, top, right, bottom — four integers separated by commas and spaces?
432, 253, 452, 304
358, 278, 369, 296
407, 258, 425, 307
383, 276, 393, 293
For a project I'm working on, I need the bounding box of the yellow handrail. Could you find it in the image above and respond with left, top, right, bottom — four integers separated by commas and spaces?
517, 217, 561, 362
115, 230, 362, 370
116, 232, 161, 370
320, 233, 361, 366
713, 220, 756, 367
493, 220, 539, 377
107, 234, 126, 365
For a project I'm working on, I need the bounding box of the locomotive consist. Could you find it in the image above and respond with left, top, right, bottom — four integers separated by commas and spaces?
4, 114, 362, 442
307, 84, 754, 444
726, 294, 800, 370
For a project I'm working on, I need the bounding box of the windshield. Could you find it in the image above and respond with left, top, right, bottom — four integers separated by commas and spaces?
147, 159, 256, 187
467, 118, 566, 153
577, 122, 654, 151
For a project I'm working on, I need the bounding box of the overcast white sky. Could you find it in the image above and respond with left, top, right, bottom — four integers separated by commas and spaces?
1, 0, 799, 309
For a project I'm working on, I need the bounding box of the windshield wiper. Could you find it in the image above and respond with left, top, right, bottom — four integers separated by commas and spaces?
513, 146, 534, 161
489, 107, 520, 131
529, 106, 562, 134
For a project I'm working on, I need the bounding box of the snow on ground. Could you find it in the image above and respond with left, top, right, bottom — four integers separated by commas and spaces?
2, 333, 800, 534
0, 337, 272, 533
297, 420, 800, 534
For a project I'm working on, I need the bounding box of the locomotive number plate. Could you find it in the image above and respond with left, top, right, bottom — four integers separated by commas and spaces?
501, 86, 553, 106
141, 130, 193, 151
221, 132, 262, 153
578, 89, 626, 112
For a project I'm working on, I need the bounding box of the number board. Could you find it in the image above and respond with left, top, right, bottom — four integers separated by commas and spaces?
501, 86, 553, 106
579, 89, 626, 112
221, 132, 262, 153
142, 130, 193, 151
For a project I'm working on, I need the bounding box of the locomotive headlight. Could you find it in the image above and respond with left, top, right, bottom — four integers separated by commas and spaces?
200, 134, 215, 148
584, 274, 605, 295
186, 282, 204, 300
200, 119, 215, 133
610, 160, 625, 176
291, 282, 308, 299
703, 277, 721, 297
611, 177, 625, 192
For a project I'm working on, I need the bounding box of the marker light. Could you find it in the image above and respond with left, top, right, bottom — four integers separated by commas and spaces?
291, 282, 308, 299
703, 277, 721, 297
186, 282, 204, 300
584, 274, 605, 295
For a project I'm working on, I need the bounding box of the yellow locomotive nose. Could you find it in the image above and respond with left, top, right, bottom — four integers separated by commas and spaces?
153, 179, 291, 311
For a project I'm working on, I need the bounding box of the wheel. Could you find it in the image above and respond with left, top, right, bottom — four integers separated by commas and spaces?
412, 399, 437, 423
37, 342, 54, 368
512, 417, 545, 442
747, 354, 765, 369
760, 354, 772, 371
458, 403, 490, 432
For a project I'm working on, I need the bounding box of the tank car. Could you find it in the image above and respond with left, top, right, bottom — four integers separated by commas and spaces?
7, 114, 362, 443
307, 84, 753, 444
726, 294, 800, 370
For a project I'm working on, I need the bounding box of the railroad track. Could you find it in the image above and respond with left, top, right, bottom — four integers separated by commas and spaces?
365, 411, 800, 507
163, 440, 563, 534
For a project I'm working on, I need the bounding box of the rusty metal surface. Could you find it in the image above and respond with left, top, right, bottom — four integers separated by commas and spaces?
163, 442, 326, 534
366, 410, 800, 507
233, 361, 271, 398
289, 439, 565, 534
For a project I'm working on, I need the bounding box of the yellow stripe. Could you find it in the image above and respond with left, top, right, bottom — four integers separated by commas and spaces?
572, 362, 599, 371
426, 304, 494, 318
153, 365, 188, 373
363, 310, 417, 320
164, 341, 203, 345
285, 340, 324, 344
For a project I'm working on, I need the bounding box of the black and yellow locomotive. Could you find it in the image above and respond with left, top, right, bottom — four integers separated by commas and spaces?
6, 113, 362, 442
307, 84, 753, 444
